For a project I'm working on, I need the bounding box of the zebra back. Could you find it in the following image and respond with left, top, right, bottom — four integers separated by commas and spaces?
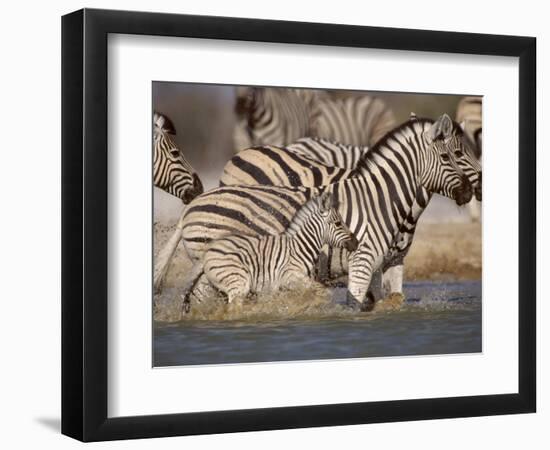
233, 87, 396, 152
310, 95, 397, 147
233, 87, 322, 151
219, 138, 358, 188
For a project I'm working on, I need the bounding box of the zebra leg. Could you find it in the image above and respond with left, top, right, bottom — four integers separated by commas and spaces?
179, 263, 216, 314
346, 245, 377, 311
203, 266, 250, 305
369, 268, 383, 302
381, 251, 406, 297
187, 273, 218, 305
381, 264, 404, 297
154, 209, 186, 293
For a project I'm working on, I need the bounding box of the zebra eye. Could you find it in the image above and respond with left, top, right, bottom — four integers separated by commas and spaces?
170, 148, 180, 156
334, 221, 341, 227
454, 150, 464, 158
440, 153, 450, 162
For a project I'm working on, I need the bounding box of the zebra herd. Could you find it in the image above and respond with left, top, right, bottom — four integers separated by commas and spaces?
153, 87, 482, 313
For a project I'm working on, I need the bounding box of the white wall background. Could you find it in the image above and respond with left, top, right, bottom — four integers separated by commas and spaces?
0, 0, 546, 448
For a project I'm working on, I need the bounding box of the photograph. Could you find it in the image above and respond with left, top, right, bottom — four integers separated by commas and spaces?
152, 83, 483, 367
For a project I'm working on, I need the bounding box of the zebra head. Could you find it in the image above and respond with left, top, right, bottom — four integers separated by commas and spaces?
317, 193, 359, 252
421, 114, 482, 206
153, 112, 203, 203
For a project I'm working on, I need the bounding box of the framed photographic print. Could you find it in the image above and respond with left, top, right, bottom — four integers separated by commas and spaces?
62, 8, 536, 442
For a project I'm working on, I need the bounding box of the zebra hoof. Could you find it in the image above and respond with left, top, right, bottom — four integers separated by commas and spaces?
346, 291, 374, 312
360, 292, 376, 312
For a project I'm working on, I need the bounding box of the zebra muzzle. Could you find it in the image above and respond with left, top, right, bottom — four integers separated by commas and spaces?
182, 174, 204, 204
452, 177, 473, 206
344, 235, 359, 252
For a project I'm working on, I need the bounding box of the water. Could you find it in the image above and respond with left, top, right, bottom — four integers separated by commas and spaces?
153, 280, 481, 367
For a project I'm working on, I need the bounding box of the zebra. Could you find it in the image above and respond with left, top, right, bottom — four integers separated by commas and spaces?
153, 111, 203, 203
233, 87, 395, 151
219, 115, 480, 299
219, 138, 359, 188
153, 111, 204, 292
456, 97, 482, 221
456, 97, 482, 158
309, 95, 396, 147
203, 192, 358, 304
180, 114, 482, 310
233, 87, 324, 151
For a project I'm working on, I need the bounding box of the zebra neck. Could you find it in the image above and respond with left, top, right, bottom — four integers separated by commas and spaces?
339, 121, 434, 240
284, 214, 324, 269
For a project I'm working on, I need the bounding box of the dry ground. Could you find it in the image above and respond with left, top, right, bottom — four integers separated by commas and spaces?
404, 221, 481, 281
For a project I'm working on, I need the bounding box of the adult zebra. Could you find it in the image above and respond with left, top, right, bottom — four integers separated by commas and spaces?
309, 95, 396, 147
233, 87, 395, 151
153, 112, 203, 203
153, 111, 204, 292
219, 115, 481, 299
456, 97, 482, 158
456, 96, 482, 221
220, 138, 359, 188
233, 87, 325, 151
181, 114, 481, 309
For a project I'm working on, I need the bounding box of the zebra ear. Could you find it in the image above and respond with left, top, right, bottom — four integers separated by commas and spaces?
154, 112, 177, 135
318, 192, 332, 211
427, 114, 453, 141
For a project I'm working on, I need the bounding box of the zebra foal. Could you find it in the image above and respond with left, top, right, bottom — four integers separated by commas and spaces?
203, 193, 358, 304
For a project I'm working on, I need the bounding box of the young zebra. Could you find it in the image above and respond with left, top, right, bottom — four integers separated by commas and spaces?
203, 193, 358, 304
181, 114, 482, 310
153, 111, 203, 203
233, 87, 395, 151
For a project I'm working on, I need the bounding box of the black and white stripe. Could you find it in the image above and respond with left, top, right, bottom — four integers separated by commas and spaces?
233, 87, 395, 152
203, 193, 358, 303
309, 95, 396, 147
182, 114, 482, 308
220, 138, 360, 188
456, 97, 482, 221
153, 111, 203, 203
456, 97, 482, 158
233, 87, 323, 151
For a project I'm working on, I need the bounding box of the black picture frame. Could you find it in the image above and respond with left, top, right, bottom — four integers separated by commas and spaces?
62, 8, 536, 442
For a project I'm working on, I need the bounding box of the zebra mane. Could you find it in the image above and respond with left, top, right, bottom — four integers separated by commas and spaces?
350, 116, 466, 175
284, 193, 326, 237
154, 111, 176, 135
